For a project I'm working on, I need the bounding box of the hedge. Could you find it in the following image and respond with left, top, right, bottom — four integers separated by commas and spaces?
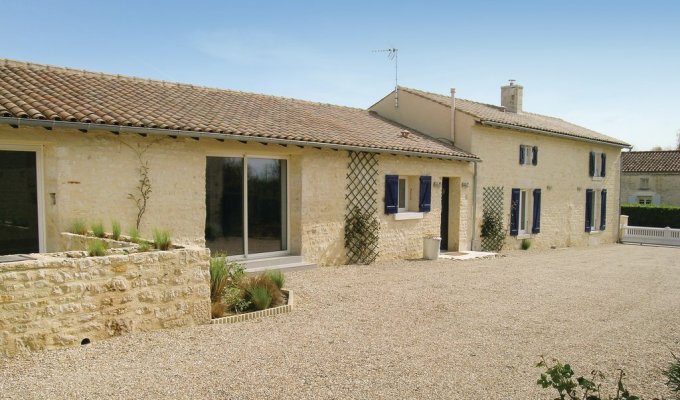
621, 204, 680, 228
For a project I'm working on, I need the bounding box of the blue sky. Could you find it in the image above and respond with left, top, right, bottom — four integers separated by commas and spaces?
2, 0, 678, 150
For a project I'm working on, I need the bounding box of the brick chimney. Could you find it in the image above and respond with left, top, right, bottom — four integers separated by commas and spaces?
501, 80, 523, 113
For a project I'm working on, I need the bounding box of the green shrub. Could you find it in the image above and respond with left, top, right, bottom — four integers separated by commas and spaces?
128, 227, 140, 244
247, 286, 272, 311
265, 270, 285, 289
88, 240, 107, 257
240, 274, 284, 310
69, 220, 88, 235
138, 242, 151, 252
210, 255, 248, 317
663, 352, 680, 398
91, 222, 106, 238
152, 229, 172, 250
480, 211, 505, 252
111, 221, 121, 240
521, 238, 531, 250
621, 203, 680, 228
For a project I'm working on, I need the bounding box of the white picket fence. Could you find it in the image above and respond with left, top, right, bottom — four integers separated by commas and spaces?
621, 225, 680, 246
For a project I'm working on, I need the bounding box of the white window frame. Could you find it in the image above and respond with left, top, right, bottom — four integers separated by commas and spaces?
397, 177, 408, 212
520, 145, 534, 166
637, 196, 652, 205
590, 189, 601, 232
518, 189, 529, 234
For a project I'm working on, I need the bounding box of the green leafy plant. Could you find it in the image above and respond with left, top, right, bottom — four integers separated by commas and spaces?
247, 286, 272, 310
210, 255, 248, 318
138, 242, 151, 252
111, 221, 121, 240
240, 274, 284, 309
152, 229, 172, 250
88, 239, 107, 257
265, 270, 285, 290
69, 220, 88, 235
128, 227, 140, 244
344, 207, 380, 264
91, 221, 106, 238
663, 352, 680, 398
480, 211, 505, 252
521, 238, 531, 250
537, 356, 643, 400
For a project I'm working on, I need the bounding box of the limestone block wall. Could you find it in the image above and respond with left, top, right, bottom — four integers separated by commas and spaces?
621, 173, 680, 206
377, 155, 474, 260
463, 112, 622, 249
0, 246, 210, 357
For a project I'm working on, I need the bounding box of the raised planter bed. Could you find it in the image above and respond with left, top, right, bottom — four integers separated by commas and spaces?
211, 289, 293, 324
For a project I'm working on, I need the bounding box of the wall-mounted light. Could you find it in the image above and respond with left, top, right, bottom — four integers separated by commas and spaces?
433, 181, 441, 188
546, 185, 552, 191
49, 193, 56, 205
461, 181, 470, 188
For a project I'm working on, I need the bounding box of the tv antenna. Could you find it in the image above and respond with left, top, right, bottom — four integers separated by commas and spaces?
373, 47, 399, 107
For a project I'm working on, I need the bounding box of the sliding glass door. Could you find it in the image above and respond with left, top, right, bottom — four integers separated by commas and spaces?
205, 156, 287, 257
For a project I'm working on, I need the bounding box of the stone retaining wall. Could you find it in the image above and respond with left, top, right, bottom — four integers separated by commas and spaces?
0, 247, 210, 357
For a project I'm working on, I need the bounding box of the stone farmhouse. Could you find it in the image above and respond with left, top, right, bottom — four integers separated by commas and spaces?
0, 59, 480, 266
370, 83, 631, 250
621, 150, 680, 206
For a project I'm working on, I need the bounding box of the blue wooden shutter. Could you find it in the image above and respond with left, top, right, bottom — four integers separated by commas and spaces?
510, 188, 520, 236
600, 189, 607, 230
519, 145, 525, 165
385, 175, 398, 214
532, 189, 541, 234
600, 153, 606, 177
419, 176, 432, 212
585, 189, 593, 232
589, 152, 595, 177
532, 146, 538, 166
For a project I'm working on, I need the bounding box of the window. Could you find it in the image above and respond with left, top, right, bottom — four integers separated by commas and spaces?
519, 145, 538, 166
639, 177, 650, 190
398, 178, 408, 211
589, 152, 606, 178
510, 188, 541, 236
385, 175, 431, 215
638, 196, 652, 205
585, 189, 607, 232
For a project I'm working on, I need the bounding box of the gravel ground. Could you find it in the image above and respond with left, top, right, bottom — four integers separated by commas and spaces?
1, 244, 679, 399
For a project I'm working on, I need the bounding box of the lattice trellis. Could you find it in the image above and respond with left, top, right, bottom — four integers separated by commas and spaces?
344, 151, 380, 264
481, 186, 505, 252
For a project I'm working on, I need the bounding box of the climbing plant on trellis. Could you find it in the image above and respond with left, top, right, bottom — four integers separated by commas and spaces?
481, 186, 506, 252
344, 151, 380, 264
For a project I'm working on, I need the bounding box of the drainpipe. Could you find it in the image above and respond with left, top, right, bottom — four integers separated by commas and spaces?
450, 88, 456, 144
471, 161, 478, 251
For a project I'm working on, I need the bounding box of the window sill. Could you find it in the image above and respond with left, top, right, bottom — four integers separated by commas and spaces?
393, 212, 424, 221
591, 177, 604, 181
515, 233, 533, 239
588, 230, 602, 235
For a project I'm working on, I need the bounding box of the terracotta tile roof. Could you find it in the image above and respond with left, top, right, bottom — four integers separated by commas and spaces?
621, 150, 680, 173
0, 59, 478, 160
399, 87, 630, 147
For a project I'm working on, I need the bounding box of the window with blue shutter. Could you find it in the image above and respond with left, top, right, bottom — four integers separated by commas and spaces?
600, 153, 606, 177
519, 145, 525, 165
532, 146, 538, 166
385, 175, 398, 214
419, 176, 432, 212
600, 189, 607, 230
532, 189, 541, 234
585, 189, 593, 232
510, 188, 520, 236
589, 152, 595, 177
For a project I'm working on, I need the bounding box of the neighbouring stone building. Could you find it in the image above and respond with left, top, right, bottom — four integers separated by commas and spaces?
621, 150, 680, 206
0, 59, 479, 267
370, 83, 631, 250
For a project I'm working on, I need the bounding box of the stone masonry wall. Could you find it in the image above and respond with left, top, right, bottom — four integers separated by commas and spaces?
0, 247, 210, 357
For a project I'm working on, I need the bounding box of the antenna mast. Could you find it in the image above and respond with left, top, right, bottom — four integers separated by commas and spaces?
373, 47, 399, 107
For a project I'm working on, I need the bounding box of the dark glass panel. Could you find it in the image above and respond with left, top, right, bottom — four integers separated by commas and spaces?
205, 157, 244, 256
0, 150, 39, 255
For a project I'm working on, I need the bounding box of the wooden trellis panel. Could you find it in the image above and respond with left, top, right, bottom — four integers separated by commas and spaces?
344, 151, 380, 264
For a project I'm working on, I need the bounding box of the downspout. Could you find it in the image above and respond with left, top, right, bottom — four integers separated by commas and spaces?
450, 88, 456, 144
471, 161, 478, 251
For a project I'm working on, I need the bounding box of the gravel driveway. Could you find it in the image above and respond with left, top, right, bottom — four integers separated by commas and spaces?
1, 244, 679, 399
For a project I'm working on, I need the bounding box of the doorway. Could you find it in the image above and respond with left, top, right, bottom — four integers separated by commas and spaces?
440, 177, 449, 251
0, 149, 41, 255
205, 156, 288, 257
